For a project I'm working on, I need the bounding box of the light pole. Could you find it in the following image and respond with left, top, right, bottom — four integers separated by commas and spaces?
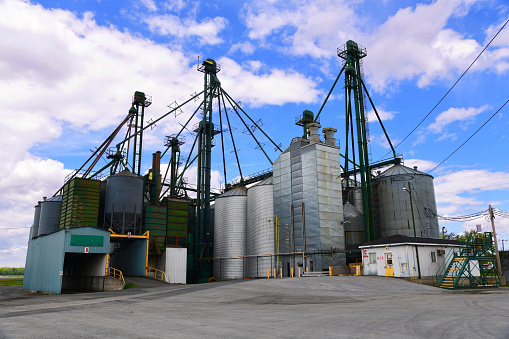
403, 183, 421, 279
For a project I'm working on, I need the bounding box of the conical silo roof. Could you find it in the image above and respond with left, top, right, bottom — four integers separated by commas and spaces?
218, 185, 247, 198
378, 164, 433, 178
252, 176, 273, 187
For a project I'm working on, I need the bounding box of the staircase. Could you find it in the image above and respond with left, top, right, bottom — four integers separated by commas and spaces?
437, 232, 501, 289
439, 256, 467, 289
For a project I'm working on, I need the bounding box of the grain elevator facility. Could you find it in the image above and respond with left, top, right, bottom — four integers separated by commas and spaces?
23, 40, 469, 295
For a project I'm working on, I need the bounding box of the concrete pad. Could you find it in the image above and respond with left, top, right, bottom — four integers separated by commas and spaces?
0, 276, 508, 338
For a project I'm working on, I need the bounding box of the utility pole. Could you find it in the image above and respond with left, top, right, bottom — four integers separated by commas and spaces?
489, 205, 503, 278
501, 239, 506, 252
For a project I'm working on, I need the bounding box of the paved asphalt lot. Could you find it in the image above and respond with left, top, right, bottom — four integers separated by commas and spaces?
1, 276, 508, 338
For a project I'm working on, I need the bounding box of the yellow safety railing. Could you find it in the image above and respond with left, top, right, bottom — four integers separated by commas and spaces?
145, 266, 168, 283
106, 267, 125, 284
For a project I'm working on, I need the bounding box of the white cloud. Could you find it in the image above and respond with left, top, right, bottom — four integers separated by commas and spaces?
403, 159, 438, 172
365, 0, 483, 90
367, 108, 396, 123
428, 105, 489, 133
144, 14, 228, 45
228, 41, 256, 55
218, 57, 321, 107
244, 0, 360, 58
0, 0, 323, 266
141, 0, 157, 12
162, 0, 187, 12
434, 169, 509, 216
243, 0, 509, 91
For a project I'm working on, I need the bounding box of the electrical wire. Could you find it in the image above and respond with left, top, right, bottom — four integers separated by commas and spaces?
390, 17, 509, 152
427, 99, 509, 173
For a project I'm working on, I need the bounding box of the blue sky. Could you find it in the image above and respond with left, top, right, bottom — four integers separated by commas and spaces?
1, 0, 509, 266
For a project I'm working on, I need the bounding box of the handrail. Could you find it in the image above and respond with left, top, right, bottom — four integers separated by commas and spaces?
106, 267, 125, 284
436, 247, 456, 285
145, 266, 168, 283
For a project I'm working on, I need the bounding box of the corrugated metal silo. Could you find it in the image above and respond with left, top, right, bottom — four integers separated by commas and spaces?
343, 202, 364, 250
349, 187, 363, 213
104, 170, 144, 235
38, 196, 63, 236
372, 164, 439, 238
247, 177, 274, 278
213, 186, 247, 279
31, 203, 41, 239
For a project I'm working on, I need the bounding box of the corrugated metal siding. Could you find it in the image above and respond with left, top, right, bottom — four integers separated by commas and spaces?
110, 238, 147, 276
59, 178, 101, 229
274, 139, 345, 274
104, 174, 143, 234
32, 204, 41, 239
165, 247, 187, 284
247, 182, 274, 277
64, 226, 110, 253
38, 197, 62, 236
144, 205, 167, 253
213, 194, 247, 279
23, 231, 66, 294
373, 164, 440, 238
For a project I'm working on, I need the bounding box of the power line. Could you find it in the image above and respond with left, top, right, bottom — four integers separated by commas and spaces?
391, 17, 509, 152
428, 99, 509, 173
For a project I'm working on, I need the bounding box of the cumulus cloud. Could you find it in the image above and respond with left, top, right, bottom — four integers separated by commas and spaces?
144, 14, 228, 45
243, 0, 360, 58
433, 169, 509, 217
366, 108, 397, 123
141, 0, 158, 12
428, 105, 489, 133
243, 0, 509, 91
0, 0, 323, 266
218, 57, 322, 106
228, 41, 256, 55
162, 0, 187, 12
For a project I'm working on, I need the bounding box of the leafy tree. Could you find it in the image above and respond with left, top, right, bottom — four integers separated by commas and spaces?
454, 230, 483, 244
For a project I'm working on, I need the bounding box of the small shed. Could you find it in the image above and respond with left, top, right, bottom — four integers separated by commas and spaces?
23, 226, 120, 294
359, 235, 461, 280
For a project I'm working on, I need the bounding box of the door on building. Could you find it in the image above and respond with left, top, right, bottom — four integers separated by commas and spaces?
384, 252, 394, 277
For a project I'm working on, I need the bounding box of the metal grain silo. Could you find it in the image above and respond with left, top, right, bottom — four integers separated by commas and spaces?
343, 202, 364, 251
31, 202, 41, 239
349, 188, 363, 213
372, 164, 439, 239
213, 186, 247, 279
104, 170, 144, 235
38, 196, 62, 236
247, 177, 274, 278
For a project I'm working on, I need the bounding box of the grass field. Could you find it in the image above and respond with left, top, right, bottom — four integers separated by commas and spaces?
0, 277, 23, 286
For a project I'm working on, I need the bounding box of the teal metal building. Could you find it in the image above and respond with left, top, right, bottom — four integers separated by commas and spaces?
23, 226, 149, 294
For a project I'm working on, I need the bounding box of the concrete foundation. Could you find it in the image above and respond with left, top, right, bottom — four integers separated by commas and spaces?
61, 276, 124, 292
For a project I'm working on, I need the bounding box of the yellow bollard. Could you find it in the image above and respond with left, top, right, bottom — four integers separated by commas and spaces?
306, 267, 309, 273
298, 267, 301, 277
267, 269, 270, 279
274, 268, 276, 278
291, 267, 294, 277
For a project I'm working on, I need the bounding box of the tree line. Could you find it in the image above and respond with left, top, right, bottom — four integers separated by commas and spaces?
0, 267, 24, 275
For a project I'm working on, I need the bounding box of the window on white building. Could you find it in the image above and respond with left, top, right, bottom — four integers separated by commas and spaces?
431, 251, 436, 263
369, 252, 376, 264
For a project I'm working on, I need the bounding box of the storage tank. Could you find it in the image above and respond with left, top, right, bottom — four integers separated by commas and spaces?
38, 196, 62, 236
343, 202, 364, 251
213, 186, 247, 279
31, 202, 41, 239
247, 177, 274, 278
349, 187, 363, 214
104, 170, 144, 235
372, 164, 439, 238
